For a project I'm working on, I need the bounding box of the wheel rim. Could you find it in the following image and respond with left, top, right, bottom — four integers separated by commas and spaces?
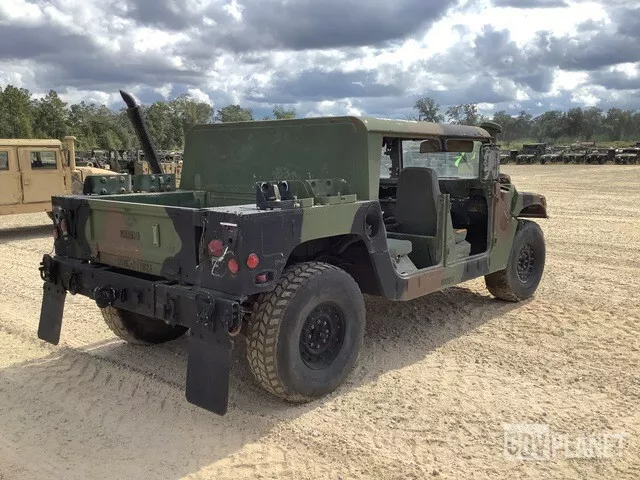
516, 243, 535, 283
299, 302, 346, 370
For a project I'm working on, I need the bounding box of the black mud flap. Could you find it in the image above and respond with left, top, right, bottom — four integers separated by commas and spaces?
185, 331, 232, 415
38, 282, 67, 345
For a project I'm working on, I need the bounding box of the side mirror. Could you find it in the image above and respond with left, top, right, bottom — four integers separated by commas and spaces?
482, 146, 500, 180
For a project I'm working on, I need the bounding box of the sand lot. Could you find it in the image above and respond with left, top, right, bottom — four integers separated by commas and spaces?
0, 164, 638, 479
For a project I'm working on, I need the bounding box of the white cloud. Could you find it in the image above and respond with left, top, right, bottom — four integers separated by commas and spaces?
0, 0, 638, 118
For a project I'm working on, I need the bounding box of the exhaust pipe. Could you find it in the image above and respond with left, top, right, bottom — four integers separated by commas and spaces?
119, 90, 162, 175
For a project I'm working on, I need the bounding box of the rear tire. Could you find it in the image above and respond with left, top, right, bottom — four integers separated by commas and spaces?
246, 261, 366, 402
485, 220, 545, 302
101, 306, 188, 345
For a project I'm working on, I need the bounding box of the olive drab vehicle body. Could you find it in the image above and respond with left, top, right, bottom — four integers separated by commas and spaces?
37, 91, 548, 416
499, 149, 518, 164
516, 143, 547, 164
614, 147, 640, 165
0, 136, 117, 217
540, 146, 568, 164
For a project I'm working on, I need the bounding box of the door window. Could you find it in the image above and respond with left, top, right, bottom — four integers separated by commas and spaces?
30, 151, 57, 169
0, 152, 8, 170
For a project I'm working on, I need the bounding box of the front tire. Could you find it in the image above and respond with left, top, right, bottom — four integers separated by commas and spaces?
101, 306, 188, 345
485, 220, 546, 302
246, 261, 366, 402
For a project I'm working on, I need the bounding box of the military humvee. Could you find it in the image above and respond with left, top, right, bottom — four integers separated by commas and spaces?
499, 149, 518, 164
539, 146, 568, 164
586, 147, 615, 165
0, 136, 116, 217
516, 143, 546, 164
36, 91, 548, 415
614, 147, 640, 164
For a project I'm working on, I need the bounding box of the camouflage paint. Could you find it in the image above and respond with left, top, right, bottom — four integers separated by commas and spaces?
39, 113, 549, 416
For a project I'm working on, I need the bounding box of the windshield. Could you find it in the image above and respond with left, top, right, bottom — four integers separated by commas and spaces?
401, 140, 482, 179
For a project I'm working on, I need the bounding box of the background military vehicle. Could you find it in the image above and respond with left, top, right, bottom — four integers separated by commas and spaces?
137, 149, 183, 186
0, 136, 116, 217
614, 147, 640, 164
539, 146, 568, 164
499, 149, 518, 164
586, 147, 615, 164
37, 90, 548, 416
516, 143, 546, 164
563, 145, 588, 164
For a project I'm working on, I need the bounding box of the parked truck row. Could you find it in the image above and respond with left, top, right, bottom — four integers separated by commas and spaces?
500, 141, 640, 165
500, 142, 640, 165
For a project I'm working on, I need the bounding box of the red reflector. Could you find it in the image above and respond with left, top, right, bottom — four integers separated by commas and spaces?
228, 258, 239, 274
255, 273, 268, 283
246, 253, 259, 269
208, 239, 224, 257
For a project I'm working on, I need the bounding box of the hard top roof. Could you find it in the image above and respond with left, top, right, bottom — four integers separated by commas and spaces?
192, 115, 493, 140
0, 139, 63, 147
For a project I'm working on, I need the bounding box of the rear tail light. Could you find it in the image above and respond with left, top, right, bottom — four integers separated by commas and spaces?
228, 258, 239, 274
246, 253, 259, 270
208, 239, 224, 257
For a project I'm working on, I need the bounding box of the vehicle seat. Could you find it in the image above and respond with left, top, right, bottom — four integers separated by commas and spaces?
394, 167, 440, 236
387, 238, 412, 258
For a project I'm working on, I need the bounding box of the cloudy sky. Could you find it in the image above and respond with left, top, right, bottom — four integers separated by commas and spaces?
1, 0, 639, 119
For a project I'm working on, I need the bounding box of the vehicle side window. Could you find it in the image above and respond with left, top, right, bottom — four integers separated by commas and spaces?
30, 151, 57, 169
0, 152, 8, 170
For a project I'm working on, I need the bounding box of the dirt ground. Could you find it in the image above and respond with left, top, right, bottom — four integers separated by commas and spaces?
0, 164, 638, 480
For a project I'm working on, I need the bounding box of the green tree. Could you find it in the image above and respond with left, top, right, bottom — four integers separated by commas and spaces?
32, 90, 68, 139
562, 107, 584, 138
533, 111, 564, 142
491, 111, 517, 144
214, 105, 253, 122
0, 85, 34, 138
446, 103, 480, 125
580, 107, 602, 141
413, 97, 444, 122
272, 105, 296, 119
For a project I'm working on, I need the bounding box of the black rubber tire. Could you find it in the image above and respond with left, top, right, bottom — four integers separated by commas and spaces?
246, 261, 366, 402
101, 306, 188, 345
485, 220, 546, 302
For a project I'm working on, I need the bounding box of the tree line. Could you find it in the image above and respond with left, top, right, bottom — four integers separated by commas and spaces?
411, 97, 640, 146
2, 84, 639, 150
0, 85, 295, 151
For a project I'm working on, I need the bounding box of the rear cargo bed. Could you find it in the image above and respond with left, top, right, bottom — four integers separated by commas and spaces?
52, 191, 210, 278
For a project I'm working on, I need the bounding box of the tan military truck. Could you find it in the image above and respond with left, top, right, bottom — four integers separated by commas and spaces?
0, 136, 117, 217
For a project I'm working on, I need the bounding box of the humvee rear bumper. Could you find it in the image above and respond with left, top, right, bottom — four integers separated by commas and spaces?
37, 254, 242, 416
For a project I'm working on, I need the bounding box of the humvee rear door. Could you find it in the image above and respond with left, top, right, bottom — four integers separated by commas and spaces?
0, 149, 22, 205
17, 147, 66, 204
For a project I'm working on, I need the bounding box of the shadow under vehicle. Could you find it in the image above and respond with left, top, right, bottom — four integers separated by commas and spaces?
36, 92, 549, 416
